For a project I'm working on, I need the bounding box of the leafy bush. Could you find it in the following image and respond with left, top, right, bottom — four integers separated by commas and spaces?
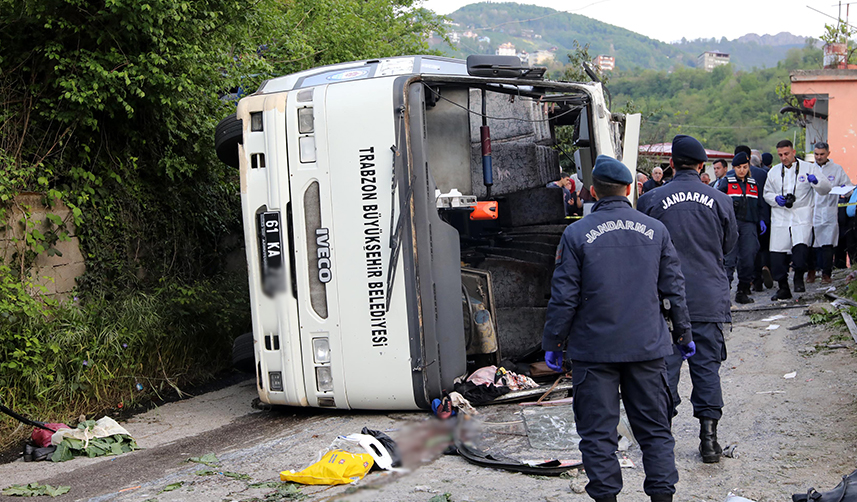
0, 274, 249, 450
0, 0, 443, 450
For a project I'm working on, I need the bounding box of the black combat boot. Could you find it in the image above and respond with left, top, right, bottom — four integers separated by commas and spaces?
771, 280, 792, 301
699, 418, 722, 463
650, 495, 673, 502
794, 272, 806, 293
752, 277, 764, 292
735, 282, 754, 304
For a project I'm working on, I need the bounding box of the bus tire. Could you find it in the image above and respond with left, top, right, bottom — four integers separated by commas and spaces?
232, 332, 255, 373
215, 113, 243, 169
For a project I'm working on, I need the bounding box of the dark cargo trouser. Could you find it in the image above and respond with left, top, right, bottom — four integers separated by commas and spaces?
771, 243, 809, 283
725, 220, 760, 285
665, 322, 726, 420
572, 358, 678, 499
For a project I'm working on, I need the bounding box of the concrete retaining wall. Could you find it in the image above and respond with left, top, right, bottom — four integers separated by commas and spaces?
1, 193, 85, 299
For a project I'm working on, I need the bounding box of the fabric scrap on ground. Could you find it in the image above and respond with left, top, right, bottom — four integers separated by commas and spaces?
280, 449, 373, 485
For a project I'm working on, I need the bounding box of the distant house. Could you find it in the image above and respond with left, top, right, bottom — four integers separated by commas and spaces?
449, 32, 461, 43
593, 55, 615, 72
698, 51, 730, 71
496, 42, 516, 56
532, 50, 555, 64
477, 36, 490, 43
462, 30, 478, 38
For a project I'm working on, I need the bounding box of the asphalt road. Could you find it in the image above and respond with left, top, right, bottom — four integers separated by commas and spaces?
1, 280, 856, 501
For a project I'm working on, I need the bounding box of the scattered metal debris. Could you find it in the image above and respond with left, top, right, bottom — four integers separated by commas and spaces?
722, 443, 739, 458
825, 291, 857, 306
732, 304, 811, 312
841, 311, 857, 345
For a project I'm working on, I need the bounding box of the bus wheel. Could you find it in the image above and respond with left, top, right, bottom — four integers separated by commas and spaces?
232, 332, 255, 373
215, 113, 243, 168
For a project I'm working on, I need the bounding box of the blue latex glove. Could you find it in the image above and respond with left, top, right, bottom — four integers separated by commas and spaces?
760, 220, 767, 235
807, 174, 818, 184
545, 351, 564, 372
678, 341, 696, 360
775, 195, 787, 207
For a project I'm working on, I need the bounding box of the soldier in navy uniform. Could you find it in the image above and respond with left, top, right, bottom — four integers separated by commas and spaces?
542, 155, 693, 502
719, 152, 761, 304
637, 134, 738, 464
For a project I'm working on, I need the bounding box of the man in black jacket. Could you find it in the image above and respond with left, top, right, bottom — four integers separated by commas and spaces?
543, 155, 692, 502
637, 134, 738, 464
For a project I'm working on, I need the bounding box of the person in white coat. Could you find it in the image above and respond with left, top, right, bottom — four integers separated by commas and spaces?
763, 139, 832, 300
807, 142, 851, 284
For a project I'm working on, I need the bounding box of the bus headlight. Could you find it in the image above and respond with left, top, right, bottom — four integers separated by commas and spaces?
298, 107, 314, 134
299, 136, 316, 163
312, 338, 330, 363
315, 367, 333, 392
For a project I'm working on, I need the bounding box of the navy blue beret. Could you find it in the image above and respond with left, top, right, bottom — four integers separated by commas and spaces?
592, 155, 633, 185
672, 134, 708, 163
732, 152, 749, 166
762, 152, 773, 166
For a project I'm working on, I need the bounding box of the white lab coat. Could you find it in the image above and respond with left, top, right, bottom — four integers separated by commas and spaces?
812, 160, 851, 246
763, 158, 832, 253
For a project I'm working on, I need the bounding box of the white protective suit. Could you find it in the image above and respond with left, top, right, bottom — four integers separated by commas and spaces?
763, 158, 832, 253
812, 160, 851, 246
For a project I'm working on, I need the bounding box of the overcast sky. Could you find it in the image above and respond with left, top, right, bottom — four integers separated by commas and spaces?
421, 0, 845, 43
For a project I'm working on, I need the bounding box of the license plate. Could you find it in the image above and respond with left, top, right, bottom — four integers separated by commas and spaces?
258, 211, 284, 294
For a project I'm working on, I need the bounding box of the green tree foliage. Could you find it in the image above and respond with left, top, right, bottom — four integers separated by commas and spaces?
0, 0, 443, 446
432, 2, 810, 72
608, 45, 822, 153
439, 2, 691, 70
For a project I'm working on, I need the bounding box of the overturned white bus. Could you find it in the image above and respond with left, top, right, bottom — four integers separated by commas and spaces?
214, 55, 640, 410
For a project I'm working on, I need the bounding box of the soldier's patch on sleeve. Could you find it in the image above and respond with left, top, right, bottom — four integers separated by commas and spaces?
555, 242, 563, 264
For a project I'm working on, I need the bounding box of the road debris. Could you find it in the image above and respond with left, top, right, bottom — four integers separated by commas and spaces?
2, 483, 70, 497
784, 372, 797, 379
50, 418, 138, 462
792, 467, 857, 501
841, 311, 857, 345
825, 292, 857, 307
805, 303, 836, 315
188, 453, 220, 466
723, 444, 739, 458
724, 493, 756, 502
788, 321, 814, 331
280, 449, 374, 485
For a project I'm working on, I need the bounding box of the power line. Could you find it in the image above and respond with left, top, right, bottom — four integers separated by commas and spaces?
643, 119, 779, 130
807, 5, 857, 31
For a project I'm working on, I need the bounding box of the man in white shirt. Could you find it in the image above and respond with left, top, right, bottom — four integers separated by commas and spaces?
763, 140, 832, 299
807, 141, 851, 284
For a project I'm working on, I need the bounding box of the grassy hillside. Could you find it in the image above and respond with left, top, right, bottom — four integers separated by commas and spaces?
434, 2, 691, 71
432, 2, 810, 72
